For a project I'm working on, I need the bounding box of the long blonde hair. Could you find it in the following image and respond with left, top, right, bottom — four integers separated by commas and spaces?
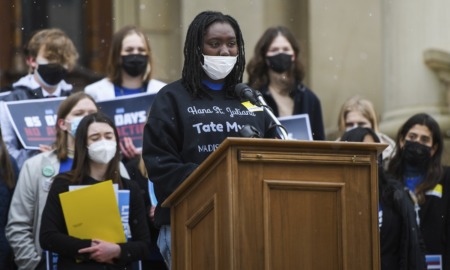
338, 96, 379, 133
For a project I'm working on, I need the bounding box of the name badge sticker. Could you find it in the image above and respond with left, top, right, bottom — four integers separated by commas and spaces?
241, 101, 263, 112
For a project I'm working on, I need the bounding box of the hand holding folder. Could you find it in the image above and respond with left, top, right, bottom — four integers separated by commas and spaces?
59, 180, 126, 243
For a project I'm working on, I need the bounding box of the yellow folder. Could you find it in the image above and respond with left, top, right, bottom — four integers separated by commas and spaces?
59, 180, 126, 243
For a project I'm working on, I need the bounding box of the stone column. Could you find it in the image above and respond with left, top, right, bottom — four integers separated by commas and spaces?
379, 0, 450, 140
308, 0, 382, 137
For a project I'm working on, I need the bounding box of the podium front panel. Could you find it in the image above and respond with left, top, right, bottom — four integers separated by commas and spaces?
167, 139, 381, 270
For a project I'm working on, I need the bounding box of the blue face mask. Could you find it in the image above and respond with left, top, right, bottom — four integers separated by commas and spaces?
68, 116, 84, 137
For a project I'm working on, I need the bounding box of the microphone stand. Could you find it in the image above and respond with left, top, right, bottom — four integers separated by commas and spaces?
254, 90, 289, 140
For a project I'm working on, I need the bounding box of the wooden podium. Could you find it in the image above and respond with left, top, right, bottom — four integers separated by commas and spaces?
163, 138, 386, 270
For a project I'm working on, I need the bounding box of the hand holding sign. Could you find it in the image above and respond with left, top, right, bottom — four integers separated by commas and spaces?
96, 92, 156, 150
119, 137, 140, 159
39, 144, 53, 152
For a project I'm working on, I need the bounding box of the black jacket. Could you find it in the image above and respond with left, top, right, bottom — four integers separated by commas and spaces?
142, 80, 275, 226
418, 166, 450, 269
380, 174, 426, 270
259, 83, 325, 140
39, 175, 151, 269
0, 155, 19, 270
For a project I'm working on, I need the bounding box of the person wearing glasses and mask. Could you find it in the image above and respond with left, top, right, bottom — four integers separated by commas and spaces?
142, 11, 277, 269
85, 26, 166, 161
0, 28, 78, 168
246, 26, 325, 140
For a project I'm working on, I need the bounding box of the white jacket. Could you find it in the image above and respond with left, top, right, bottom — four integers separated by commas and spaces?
12, 74, 72, 91
84, 78, 166, 101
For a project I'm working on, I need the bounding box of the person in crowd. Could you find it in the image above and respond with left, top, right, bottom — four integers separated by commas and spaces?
0, 28, 78, 168
337, 95, 395, 166
386, 113, 450, 269
142, 11, 277, 269
0, 28, 73, 94
340, 127, 426, 270
6, 92, 98, 270
0, 130, 19, 270
39, 111, 151, 269
85, 25, 166, 160
246, 26, 325, 140
125, 156, 167, 270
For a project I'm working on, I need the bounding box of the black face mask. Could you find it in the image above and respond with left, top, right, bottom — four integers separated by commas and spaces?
402, 140, 432, 167
121, 54, 148, 77
37, 64, 68, 86
266, 53, 293, 73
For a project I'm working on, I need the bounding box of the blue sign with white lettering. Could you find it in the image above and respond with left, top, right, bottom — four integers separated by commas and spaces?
97, 92, 156, 149
4, 97, 64, 149
278, 114, 313, 141
4, 93, 156, 149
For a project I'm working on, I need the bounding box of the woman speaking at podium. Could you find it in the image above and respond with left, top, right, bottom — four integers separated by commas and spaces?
142, 11, 277, 269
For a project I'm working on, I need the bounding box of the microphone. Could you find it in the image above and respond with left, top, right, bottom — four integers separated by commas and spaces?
239, 124, 262, 138
234, 83, 289, 140
234, 83, 261, 106
253, 90, 270, 108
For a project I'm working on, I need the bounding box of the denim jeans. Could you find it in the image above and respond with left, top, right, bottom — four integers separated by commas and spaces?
157, 225, 172, 270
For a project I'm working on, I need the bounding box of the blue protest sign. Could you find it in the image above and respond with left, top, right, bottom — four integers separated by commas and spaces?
278, 114, 313, 141
96, 92, 156, 149
4, 97, 65, 149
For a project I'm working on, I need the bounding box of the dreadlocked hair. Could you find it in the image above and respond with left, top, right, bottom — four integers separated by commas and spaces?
182, 11, 246, 99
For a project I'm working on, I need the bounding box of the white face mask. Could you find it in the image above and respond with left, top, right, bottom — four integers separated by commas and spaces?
87, 140, 117, 164
201, 54, 237, 80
